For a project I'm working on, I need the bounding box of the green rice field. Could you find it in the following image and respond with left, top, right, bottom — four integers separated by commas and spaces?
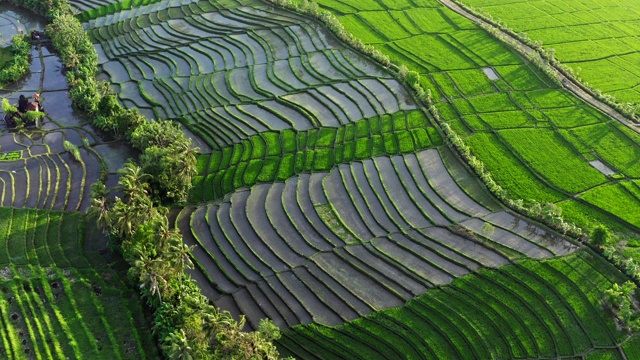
0, 207, 156, 359
461, 0, 640, 104
2, 0, 635, 358
278, 249, 635, 359
304, 0, 640, 233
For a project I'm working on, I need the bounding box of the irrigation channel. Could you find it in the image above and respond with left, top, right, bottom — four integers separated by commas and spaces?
0, 7, 136, 210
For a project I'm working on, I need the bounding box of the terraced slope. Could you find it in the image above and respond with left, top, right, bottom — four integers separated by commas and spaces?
304, 0, 640, 231
0, 37, 117, 212
278, 249, 634, 359
461, 0, 640, 104
0, 11, 157, 358
0, 207, 156, 359
72, 1, 639, 358
190, 110, 441, 202
84, 0, 420, 150
0, 130, 101, 211
177, 148, 577, 328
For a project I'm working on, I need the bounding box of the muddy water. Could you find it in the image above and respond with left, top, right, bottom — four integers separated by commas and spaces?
0, 4, 46, 44
0, 6, 136, 208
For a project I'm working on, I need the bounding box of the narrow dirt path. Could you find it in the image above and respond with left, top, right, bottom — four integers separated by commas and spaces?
438, 0, 640, 134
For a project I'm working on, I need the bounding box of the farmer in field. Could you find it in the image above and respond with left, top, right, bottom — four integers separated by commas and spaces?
30, 93, 42, 111
17, 95, 28, 113
31, 29, 43, 41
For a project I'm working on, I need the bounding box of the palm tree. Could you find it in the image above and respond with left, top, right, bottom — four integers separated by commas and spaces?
164, 233, 193, 276
88, 196, 111, 234
134, 252, 168, 304
118, 161, 150, 201
109, 196, 154, 238
87, 181, 112, 233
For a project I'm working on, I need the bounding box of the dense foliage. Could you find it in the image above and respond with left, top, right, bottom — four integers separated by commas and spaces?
90, 166, 282, 359
0, 34, 30, 84
131, 121, 198, 203
605, 281, 640, 332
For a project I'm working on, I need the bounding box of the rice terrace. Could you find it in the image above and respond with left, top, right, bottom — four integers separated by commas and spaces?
0, 0, 639, 358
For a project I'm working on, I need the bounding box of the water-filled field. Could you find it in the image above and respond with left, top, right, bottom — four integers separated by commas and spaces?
86, 0, 421, 151
58, 0, 640, 358
178, 148, 577, 328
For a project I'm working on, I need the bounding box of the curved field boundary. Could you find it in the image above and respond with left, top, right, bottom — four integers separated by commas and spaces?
190, 110, 442, 202
83, 0, 420, 149
302, 0, 640, 232
0, 133, 101, 212
71, 0, 224, 19
0, 42, 108, 212
176, 148, 578, 328
277, 249, 631, 359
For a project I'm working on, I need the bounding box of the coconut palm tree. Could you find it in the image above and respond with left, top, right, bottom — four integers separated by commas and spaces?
118, 160, 150, 201
109, 195, 155, 238
134, 252, 168, 304
164, 234, 193, 277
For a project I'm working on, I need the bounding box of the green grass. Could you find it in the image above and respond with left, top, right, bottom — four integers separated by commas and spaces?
498, 129, 607, 193
448, 69, 497, 97
463, 0, 640, 104
569, 123, 640, 178
358, 12, 410, 40
465, 132, 564, 202
338, 15, 388, 43
479, 111, 534, 128
0, 207, 156, 359
580, 184, 640, 227
190, 111, 439, 202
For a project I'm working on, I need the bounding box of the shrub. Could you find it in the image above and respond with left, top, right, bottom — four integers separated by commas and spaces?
591, 225, 612, 246
63, 140, 82, 162
0, 34, 30, 85
2, 98, 17, 113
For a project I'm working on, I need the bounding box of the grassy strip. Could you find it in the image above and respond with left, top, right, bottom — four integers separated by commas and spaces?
0, 268, 154, 358
0, 205, 157, 358
190, 111, 441, 202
